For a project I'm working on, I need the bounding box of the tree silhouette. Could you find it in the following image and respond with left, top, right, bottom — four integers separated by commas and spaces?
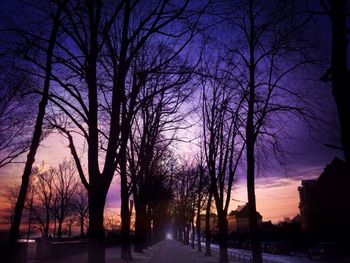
319, 0, 350, 162
224, 1, 317, 261
200, 56, 244, 263
127, 46, 195, 252
51, 160, 79, 238
7, 1, 67, 252
45, 0, 206, 260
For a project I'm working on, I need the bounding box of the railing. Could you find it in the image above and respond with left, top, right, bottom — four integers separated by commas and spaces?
210, 246, 252, 262
210, 246, 284, 263
228, 250, 252, 262
196, 240, 284, 263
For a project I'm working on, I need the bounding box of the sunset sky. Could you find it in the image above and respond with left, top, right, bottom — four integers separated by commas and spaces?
0, 105, 341, 225
0, 0, 343, 227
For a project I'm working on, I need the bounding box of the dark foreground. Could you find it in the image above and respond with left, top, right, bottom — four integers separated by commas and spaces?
2, 238, 348, 263
1, 238, 218, 263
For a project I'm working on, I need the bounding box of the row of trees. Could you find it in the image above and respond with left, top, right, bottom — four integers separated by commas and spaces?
174, 1, 322, 262
0, 0, 348, 263
2, 160, 88, 239
0, 0, 206, 261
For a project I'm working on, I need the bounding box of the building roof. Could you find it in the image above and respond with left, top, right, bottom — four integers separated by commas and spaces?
229, 203, 262, 219
301, 157, 350, 188
318, 157, 349, 182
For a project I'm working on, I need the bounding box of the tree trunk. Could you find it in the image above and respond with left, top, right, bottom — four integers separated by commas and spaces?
330, 0, 350, 163
191, 219, 195, 249
184, 224, 190, 245
58, 219, 63, 238
120, 188, 132, 260
145, 205, 153, 247
196, 208, 201, 252
134, 200, 147, 253
68, 224, 72, 238
88, 186, 107, 240
88, 187, 107, 263
218, 213, 228, 263
120, 144, 132, 260
80, 217, 84, 237
88, 240, 105, 263
246, 137, 263, 263
53, 217, 57, 238
205, 191, 212, 256
246, 1, 263, 261
196, 165, 203, 251
26, 197, 33, 241
178, 227, 184, 242
45, 208, 50, 237
7, 3, 63, 247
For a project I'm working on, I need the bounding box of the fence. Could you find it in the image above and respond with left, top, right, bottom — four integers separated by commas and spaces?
210, 246, 283, 263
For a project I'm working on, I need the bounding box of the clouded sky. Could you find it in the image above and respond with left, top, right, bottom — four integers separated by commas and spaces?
0, 0, 343, 225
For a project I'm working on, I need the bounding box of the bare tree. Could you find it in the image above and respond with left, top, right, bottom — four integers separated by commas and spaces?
317, 0, 350, 162
194, 154, 210, 252
51, 160, 79, 238
65, 215, 75, 238
104, 210, 120, 233
224, 1, 317, 262
7, 0, 67, 247
204, 183, 214, 256
1, 184, 20, 229
32, 167, 55, 237
73, 185, 89, 237
172, 161, 199, 245
1, 175, 35, 239
200, 55, 245, 263
45, 0, 207, 260
128, 50, 195, 252
0, 75, 33, 168
150, 153, 175, 243
0, 19, 36, 169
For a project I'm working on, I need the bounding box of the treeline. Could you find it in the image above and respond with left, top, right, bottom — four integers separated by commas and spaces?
2, 160, 88, 239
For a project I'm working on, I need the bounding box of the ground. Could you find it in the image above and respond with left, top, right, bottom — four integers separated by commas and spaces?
15, 238, 341, 263
24, 239, 219, 263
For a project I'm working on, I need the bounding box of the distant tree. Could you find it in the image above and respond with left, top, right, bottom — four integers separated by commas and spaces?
104, 210, 120, 233
65, 215, 75, 238
51, 160, 79, 238
32, 167, 55, 237
1, 184, 20, 228
127, 49, 195, 252
1, 176, 35, 238
173, 161, 198, 245
72, 185, 89, 237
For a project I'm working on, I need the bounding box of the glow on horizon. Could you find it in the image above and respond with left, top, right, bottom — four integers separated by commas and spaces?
230, 178, 307, 223
0, 132, 330, 226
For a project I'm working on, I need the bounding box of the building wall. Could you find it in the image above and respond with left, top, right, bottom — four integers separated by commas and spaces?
298, 161, 350, 236
227, 215, 237, 232
227, 215, 262, 233
199, 214, 218, 233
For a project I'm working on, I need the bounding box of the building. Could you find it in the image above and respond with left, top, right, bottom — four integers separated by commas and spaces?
227, 203, 262, 233
298, 157, 350, 235
199, 213, 218, 233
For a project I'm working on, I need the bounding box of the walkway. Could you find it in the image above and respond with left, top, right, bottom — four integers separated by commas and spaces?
148, 239, 218, 263
26, 239, 221, 263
